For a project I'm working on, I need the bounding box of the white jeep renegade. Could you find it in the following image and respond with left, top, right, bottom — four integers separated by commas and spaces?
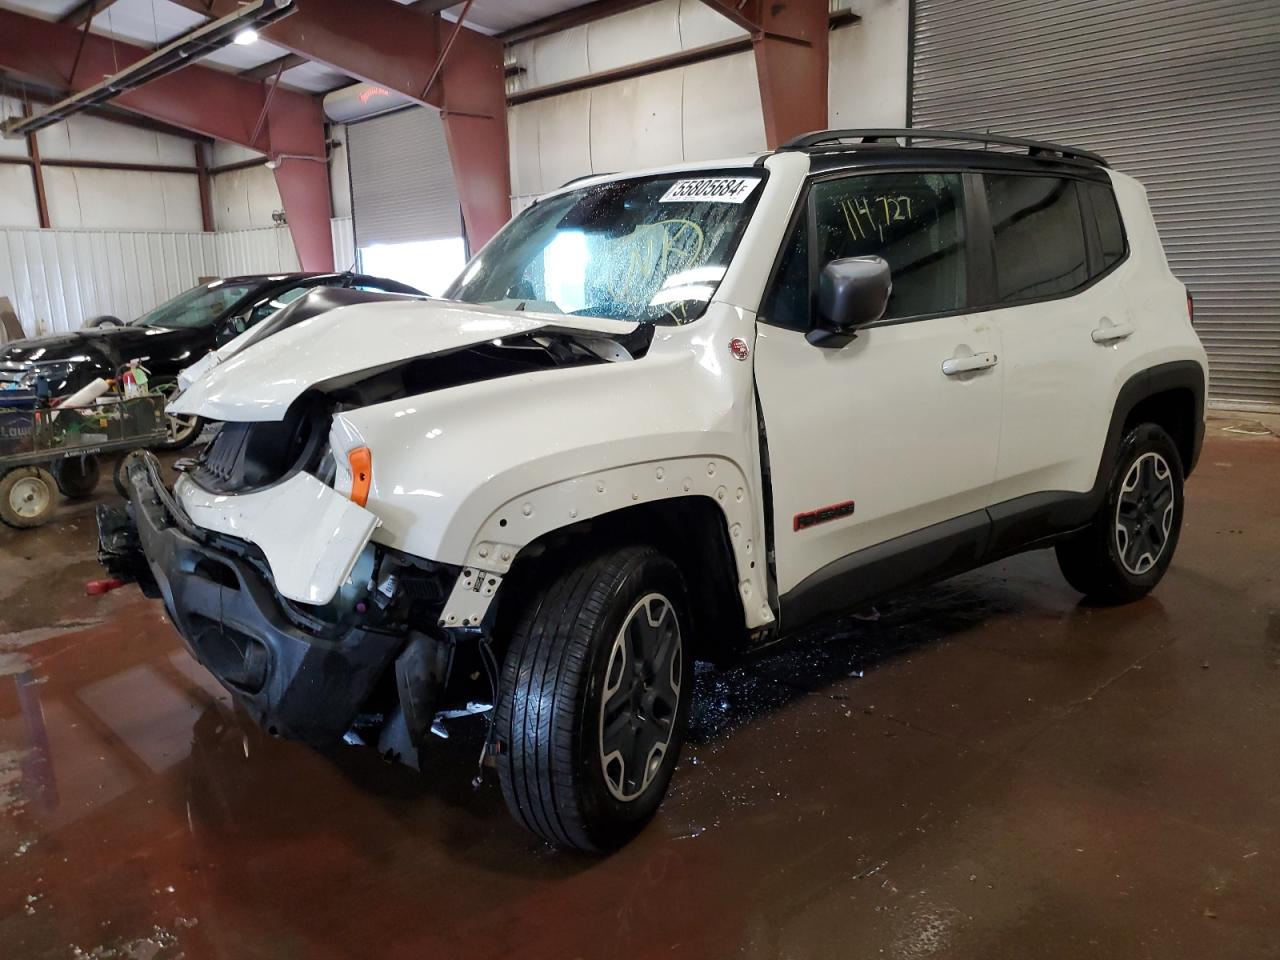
100, 129, 1208, 853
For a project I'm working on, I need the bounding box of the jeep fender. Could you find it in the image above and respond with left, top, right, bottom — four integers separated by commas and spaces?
439, 455, 774, 630
331, 303, 774, 629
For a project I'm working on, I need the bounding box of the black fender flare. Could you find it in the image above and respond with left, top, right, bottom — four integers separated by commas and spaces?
1094, 359, 1206, 491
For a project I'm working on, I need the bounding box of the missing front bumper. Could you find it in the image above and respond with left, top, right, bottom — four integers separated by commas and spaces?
101, 453, 403, 746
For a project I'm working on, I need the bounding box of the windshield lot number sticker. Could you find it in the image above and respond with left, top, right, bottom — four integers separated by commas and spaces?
660, 178, 758, 204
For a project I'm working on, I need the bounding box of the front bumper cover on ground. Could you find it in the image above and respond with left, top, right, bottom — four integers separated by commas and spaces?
103, 454, 403, 746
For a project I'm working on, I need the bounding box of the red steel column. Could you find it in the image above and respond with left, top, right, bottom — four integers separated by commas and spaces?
266, 96, 334, 272
700, 0, 830, 148
23, 103, 51, 229
752, 3, 828, 148
438, 27, 511, 249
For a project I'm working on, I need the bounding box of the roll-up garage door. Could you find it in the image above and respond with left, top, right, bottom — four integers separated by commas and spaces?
347, 106, 461, 248
912, 0, 1280, 408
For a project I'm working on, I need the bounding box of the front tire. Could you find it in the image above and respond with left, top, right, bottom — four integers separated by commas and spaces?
1056, 423, 1185, 604
495, 545, 691, 853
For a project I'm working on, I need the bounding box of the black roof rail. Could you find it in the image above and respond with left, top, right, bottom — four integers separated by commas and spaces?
778, 127, 1108, 167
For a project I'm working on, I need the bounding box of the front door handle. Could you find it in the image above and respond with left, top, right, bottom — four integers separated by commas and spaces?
942, 351, 998, 376
1092, 320, 1134, 343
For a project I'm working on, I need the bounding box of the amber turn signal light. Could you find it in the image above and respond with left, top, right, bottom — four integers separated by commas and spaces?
348, 447, 372, 507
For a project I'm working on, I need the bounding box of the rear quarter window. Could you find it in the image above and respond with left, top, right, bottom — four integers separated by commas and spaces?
985, 174, 1089, 302
1085, 181, 1127, 270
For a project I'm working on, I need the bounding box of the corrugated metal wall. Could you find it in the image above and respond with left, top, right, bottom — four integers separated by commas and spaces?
912, 0, 1280, 408
0, 227, 217, 338
212, 226, 301, 278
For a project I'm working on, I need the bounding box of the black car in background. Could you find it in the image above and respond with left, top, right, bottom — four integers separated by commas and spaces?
0, 272, 423, 449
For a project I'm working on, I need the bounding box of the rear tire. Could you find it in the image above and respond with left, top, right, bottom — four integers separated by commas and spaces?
53, 455, 101, 499
495, 545, 691, 853
1056, 423, 1184, 604
0, 466, 57, 528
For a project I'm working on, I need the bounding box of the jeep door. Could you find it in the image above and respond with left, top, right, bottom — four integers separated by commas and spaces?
975, 172, 1131, 514
753, 170, 1004, 630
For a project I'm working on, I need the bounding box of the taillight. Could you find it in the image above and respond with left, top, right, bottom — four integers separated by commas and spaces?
1186, 291, 1195, 327
348, 447, 372, 507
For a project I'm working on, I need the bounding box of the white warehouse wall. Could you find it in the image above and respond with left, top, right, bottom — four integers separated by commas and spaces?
0, 227, 218, 338
828, 0, 910, 128
0, 104, 206, 233
505, 0, 910, 208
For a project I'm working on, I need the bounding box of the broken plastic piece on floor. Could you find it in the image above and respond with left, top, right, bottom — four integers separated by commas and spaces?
85, 577, 127, 596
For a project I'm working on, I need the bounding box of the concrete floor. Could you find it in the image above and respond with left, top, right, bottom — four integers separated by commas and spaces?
1, 414, 1278, 959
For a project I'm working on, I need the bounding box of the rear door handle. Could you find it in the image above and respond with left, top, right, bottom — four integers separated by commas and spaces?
1092, 321, 1134, 343
942, 352, 998, 376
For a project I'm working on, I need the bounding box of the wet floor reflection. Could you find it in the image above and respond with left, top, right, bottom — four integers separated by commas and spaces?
2, 430, 1279, 958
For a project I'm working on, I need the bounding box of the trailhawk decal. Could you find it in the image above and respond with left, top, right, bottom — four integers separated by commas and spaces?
793, 500, 856, 531
659, 177, 759, 204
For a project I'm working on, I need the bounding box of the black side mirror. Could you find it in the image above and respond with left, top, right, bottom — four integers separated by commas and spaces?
806, 256, 892, 348
215, 313, 249, 345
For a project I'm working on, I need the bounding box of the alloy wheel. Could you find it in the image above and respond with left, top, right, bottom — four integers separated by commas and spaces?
1114, 451, 1175, 575
598, 592, 683, 802
153, 382, 201, 446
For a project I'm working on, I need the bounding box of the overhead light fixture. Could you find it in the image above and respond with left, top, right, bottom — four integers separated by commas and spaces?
233, 27, 260, 45
2, 0, 296, 139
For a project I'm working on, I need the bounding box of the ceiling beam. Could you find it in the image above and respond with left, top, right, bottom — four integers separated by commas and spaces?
242, 52, 309, 82
408, 0, 463, 12
163, 0, 512, 244
0, 75, 215, 141
163, 0, 494, 111
0, 6, 319, 150
59, 0, 120, 28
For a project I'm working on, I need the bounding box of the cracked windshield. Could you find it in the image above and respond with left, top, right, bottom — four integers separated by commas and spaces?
449, 174, 764, 324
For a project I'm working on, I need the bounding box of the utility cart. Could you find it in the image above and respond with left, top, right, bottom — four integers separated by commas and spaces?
0, 393, 167, 528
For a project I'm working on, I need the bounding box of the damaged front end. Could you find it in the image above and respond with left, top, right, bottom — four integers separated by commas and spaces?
97, 299, 648, 767
99, 452, 475, 766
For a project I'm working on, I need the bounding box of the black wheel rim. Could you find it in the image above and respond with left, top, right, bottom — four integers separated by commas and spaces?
598, 593, 682, 803
1114, 451, 1175, 575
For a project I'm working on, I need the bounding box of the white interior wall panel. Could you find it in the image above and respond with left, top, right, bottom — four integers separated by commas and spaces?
676, 0, 752, 48
42, 168, 203, 232
36, 114, 195, 166
331, 217, 356, 271
828, 0, 909, 127
213, 226, 300, 278
508, 0, 746, 93
508, 50, 766, 204
912, 0, 1280, 407
0, 165, 40, 229
211, 141, 264, 168
589, 69, 685, 174
211, 165, 285, 233
0, 228, 217, 337
680, 52, 767, 161
329, 125, 353, 220
586, 2, 683, 73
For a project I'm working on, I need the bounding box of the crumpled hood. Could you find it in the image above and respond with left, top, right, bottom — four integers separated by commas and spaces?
168, 299, 640, 421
